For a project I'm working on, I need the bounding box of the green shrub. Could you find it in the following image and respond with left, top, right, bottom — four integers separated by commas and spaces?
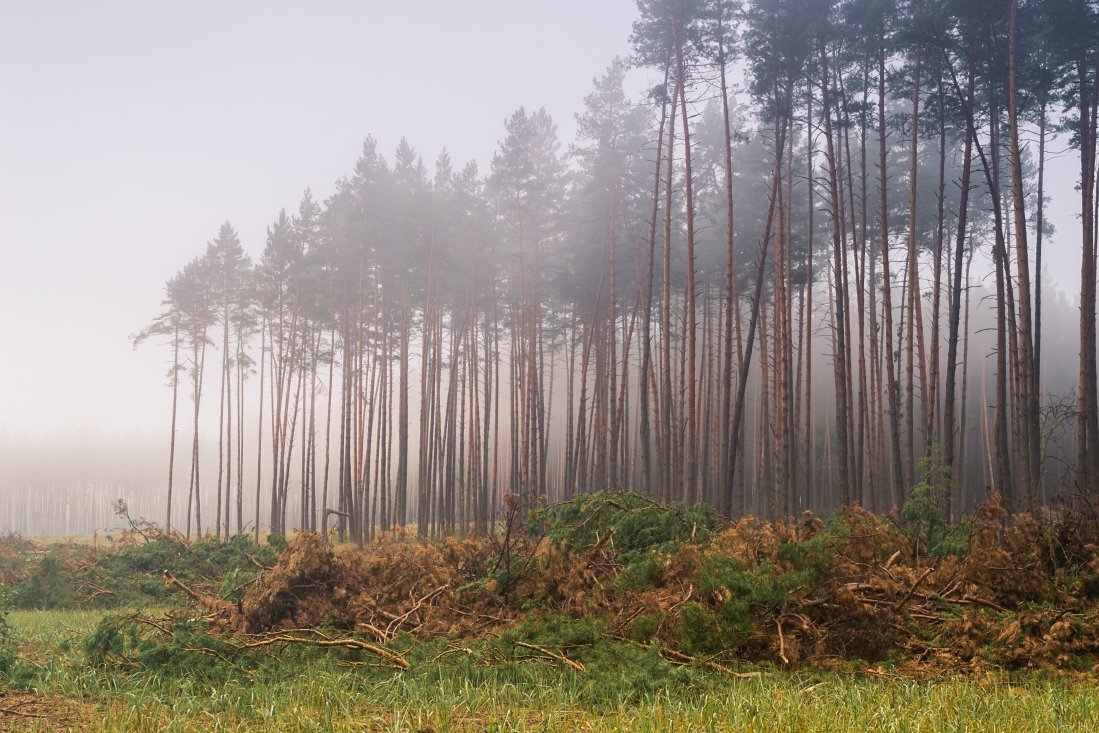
12, 534, 281, 610
901, 449, 971, 558
535, 491, 716, 566
613, 549, 670, 593
677, 601, 727, 656
84, 613, 240, 682
11, 552, 74, 609
0, 591, 33, 687
685, 552, 820, 656
0, 592, 15, 676
627, 612, 663, 643
497, 612, 602, 650
579, 639, 683, 707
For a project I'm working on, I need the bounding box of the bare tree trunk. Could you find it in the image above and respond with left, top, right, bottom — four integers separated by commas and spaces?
1007, 0, 1039, 511
640, 60, 670, 498
728, 104, 786, 511
821, 42, 852, 507
944, 65, 974, 516
717, 32, 743, 516
167, 326, 180, 534
661, 73, 678, 501
1077, 55, 1099, 488
673, 22, 699, 504
879, 39, 904, 506
254, 317, 266, 544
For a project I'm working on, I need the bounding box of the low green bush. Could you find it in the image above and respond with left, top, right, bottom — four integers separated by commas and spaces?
536, 492, 716, 564
0, 592, 15, 676
901, 450, 972, 558
11, 533, 281, 610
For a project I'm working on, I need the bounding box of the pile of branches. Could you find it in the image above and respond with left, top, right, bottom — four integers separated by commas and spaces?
125, 491, 1099, 677
1, 504, 281, 611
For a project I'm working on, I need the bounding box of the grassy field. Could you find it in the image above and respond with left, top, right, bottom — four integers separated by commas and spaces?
3, 608, 1098, 732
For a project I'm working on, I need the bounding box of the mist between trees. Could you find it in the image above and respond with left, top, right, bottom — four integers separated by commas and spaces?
10, 0, 1099, 540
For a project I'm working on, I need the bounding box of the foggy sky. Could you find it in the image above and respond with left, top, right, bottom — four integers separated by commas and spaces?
0, 0, 645, 435
0, 0, 1084, 440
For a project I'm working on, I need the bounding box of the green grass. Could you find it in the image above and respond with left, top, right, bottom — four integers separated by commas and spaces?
4, 609, 1099, 732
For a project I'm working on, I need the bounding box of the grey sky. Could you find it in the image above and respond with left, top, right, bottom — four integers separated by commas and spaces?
0, 0, 1085, 438
0, 0, 640, 434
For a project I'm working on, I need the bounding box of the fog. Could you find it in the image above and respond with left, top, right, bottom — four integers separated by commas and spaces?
0, 0, 1093, 535
0, 0, 641, 435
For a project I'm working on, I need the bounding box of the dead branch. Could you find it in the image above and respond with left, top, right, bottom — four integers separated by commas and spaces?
895, 567, 935, 611
238, 634, 410, 668
612, 636, 758, 679
0, 707, 46, 719
430, 645, 475, 663
514, 641, 585, 672
385, 585, 449, 637
163, 570, 238, 622
884, 550, 903, 570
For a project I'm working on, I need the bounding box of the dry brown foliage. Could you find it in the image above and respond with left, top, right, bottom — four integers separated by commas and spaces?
158, 492, 1099, 675
234, 531, 503, 639
0, 537, 39, 587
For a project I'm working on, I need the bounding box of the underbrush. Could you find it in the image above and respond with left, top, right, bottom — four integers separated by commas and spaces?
4, 489, 1099, 696
2, 530, 282, 611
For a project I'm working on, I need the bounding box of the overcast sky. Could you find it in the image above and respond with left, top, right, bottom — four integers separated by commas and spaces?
0, 0, 642, 435
0, 0, 1084, 438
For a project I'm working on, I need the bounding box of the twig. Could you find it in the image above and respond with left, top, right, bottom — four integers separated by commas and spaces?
357, 621, 391, 642
514, 641, 585, 672
430, 645, 475, 663
0, 701, 46, 719
385, 585, 449, 637
612, 637, 758, 679
163, 570, 238, 620
668, 584, 694, 614
587, 527, 616, 558
243, 552, 269, 570
895, 567, 935, 611
182, 646, 237, 665
223, 575, 262, 599
574, 505, 606, 530
239, 634, 410, 668
959, 595, 1009, 613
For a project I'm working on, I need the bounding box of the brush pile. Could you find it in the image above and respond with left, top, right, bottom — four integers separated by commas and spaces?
62, 490, 1099, 677
131, 491, 1099, 675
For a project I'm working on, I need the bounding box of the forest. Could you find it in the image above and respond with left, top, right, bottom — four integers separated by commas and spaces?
5, 1, 1099, 730
129, 0, 1098, 541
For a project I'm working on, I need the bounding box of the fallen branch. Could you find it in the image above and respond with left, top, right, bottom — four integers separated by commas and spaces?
895, 567, 935, 611
385, 585, 449, 637
959, 595, 1009, 613
238, 634, 410, 669
514, 641, 585, 672
430, 645, 475, 663
163, 570, 238, 622
776, 618, 789, 665
0, 701, 46, 719
613, 636, 758, 679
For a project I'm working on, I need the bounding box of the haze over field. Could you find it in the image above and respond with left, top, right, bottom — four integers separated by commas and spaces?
0, 0, 1096, 537
0, 0, 640, 435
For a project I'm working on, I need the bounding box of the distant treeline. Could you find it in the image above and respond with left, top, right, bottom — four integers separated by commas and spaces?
130, 0, 1099, 542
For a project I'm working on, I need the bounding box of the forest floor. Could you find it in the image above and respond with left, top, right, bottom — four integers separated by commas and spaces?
3, 491, 1099, 731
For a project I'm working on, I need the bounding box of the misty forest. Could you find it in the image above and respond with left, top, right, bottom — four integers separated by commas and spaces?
5, 0, 1099, 730
124, 0, 1097, 541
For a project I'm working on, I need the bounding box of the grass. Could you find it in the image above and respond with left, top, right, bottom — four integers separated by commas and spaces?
4, 609, 1099, 732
